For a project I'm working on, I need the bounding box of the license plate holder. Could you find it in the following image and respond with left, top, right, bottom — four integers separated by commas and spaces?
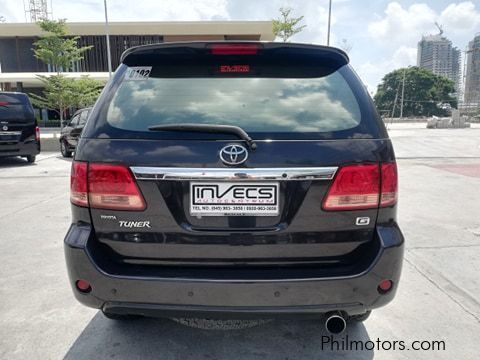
190, 182, 279, 216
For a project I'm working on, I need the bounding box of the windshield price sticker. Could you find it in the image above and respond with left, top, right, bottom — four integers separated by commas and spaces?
125, 66, 152, 81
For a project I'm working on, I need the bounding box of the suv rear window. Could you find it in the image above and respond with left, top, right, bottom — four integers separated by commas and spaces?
107, 71, 361, 133
0, 93, 34, 123
86, 43, 383, 140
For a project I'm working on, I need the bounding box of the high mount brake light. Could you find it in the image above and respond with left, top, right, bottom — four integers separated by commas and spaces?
70, 161, 146, 211
209, 44, 259, 55
322, 162, 398, 211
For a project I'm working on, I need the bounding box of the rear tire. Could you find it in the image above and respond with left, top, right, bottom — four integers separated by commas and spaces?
25, 155, 36, 163
101, 310, 140, 321
60, 140, 72, 158
348, 310, 371, 323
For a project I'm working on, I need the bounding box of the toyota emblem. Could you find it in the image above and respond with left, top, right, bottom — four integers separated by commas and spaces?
219, 144, 248, 165
2, 125, 7, 131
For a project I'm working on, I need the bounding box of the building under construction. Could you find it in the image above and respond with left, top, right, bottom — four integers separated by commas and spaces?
417, 26, 461, 95
464, 33, 480, 109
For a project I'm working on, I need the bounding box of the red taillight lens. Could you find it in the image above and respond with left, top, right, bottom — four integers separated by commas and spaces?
70, 161, 88, 207
35, 126, 40, 142
323, 164, 380, 211
88, 163, 146, 210
209, 44, 259, 55
323, 162, 398, 211
380, 162, 398, 207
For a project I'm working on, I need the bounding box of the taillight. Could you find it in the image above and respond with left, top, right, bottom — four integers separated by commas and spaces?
380, 162, 398, 207
35, 126, 40, 142
88, 163, 146, 210
70, 162, 146, 210
70, 161, 88, 207
323, 162, 398, 211
208, 43, 259, 55
323, 164, 380, 211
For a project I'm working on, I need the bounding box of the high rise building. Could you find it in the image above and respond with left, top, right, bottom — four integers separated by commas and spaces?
417, 33, 461, 94
464, 33, 480, 106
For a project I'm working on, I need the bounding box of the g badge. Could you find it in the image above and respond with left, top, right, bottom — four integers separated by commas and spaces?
356, 217, 370, 226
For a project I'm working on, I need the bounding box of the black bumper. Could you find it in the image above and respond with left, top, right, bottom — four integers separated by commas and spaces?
0, 140, 40, 158
64, 224, 404, 318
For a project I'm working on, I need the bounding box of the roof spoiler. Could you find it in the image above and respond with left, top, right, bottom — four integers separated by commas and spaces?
120, 41, 349, 66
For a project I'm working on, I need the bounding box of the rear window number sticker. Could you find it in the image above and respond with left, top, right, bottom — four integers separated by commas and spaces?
125, 67, 152, 81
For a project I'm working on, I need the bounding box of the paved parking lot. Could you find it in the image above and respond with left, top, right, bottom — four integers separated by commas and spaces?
1, 126, 479, 359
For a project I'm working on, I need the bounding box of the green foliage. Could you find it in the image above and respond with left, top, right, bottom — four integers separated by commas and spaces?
29, 75, 102, 125
272, 7, 306, 42
72, 76, 103, 108
33, 19, 92, 72
374, 67, 457, 117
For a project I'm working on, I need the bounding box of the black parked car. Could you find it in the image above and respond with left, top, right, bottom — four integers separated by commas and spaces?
64, 42, 404, 334
0, 92, 40, 163
60, 107, 91, 157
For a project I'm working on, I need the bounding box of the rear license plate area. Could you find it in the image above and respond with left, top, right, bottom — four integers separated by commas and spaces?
190, 182, 279, 216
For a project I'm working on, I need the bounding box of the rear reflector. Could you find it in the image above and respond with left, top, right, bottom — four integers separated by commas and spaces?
209, 44, 259, 55
380, 163, 398, 207
323, 162, 398, 211
70, 161, 88, 207
378, 279, 393, 294
88, 163, 146, 210
75, 279, 92, 293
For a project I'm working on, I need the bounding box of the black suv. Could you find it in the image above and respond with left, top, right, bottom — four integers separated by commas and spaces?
60, 107, 91, 158
64, 42, 404, 333
0, 92, 40, 163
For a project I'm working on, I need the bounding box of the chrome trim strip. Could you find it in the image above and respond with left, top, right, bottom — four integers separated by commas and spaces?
0, 131, 22, 136
131, 166, 338, 181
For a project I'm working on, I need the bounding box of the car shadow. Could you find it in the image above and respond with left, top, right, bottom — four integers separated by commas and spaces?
56, 154, 73, 163
0, 156, 36, 168
64, 313, 374, 359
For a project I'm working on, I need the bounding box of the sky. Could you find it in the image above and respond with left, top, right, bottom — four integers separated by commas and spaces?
1, 0, 479, 92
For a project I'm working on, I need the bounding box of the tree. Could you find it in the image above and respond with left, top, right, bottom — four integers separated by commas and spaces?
72, 77, 103, 108
33, 19, 92, 73
273, 7, 306, 42
29, 74, 76, 124
374, 67, 457, 118
29, 75, 102, 123
338, 39, 353, 53
31, 19, 97, 126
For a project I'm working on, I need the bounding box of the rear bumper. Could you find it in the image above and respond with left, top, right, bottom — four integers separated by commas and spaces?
64, 224, 404, 318
0, 140, 40, 157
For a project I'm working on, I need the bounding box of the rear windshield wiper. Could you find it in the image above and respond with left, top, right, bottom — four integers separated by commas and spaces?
148, 123, 257, 150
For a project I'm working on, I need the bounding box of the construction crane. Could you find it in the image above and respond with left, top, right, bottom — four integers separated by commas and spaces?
434, 22, 444, 36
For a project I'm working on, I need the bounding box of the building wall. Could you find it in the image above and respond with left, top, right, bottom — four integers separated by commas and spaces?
0, 21, 270, 74
464, 34, 480, 105
0, 37, 47, 72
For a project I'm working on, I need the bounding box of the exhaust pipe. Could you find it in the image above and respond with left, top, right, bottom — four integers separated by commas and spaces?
325, 311, 347, 335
